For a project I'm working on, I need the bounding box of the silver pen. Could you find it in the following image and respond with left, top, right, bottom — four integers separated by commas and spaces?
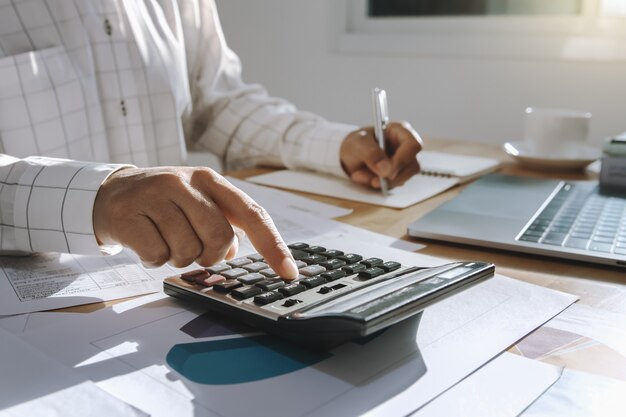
372, 88, 389, 196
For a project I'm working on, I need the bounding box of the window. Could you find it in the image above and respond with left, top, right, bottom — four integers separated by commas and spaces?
333, 0, 626, 61
369, 0, 584, 17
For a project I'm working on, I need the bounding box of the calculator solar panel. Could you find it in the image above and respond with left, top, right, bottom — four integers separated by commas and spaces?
164, 242, 494, 347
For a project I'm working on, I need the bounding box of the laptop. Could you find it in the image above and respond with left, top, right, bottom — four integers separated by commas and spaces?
408, 174, 626, 268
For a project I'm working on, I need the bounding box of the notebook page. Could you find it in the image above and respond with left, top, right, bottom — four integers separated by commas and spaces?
247, 170, 459, 209
418, 151, 500, 183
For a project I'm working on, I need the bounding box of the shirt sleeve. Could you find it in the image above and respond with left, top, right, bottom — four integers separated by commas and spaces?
180, 1, 357, 178
0, 154, 131, 255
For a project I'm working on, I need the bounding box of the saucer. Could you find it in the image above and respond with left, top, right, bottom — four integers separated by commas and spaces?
503, 141, 602, 171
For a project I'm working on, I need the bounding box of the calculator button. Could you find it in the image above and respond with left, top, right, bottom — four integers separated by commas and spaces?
290, 250, 310, 260
295, 260, 307, 269
242, 262, 268, 273
300, 276, 328, 288
222, 268, 248, 279
180, 270, 207, 282
282, 299, 303, 307
359, 267, 385, 280
227, 257, 252, 268
338, 254, 363, 264
231, 285, 264, 300
320, 250, 344, 258
319, 259, 347, 270
381, 261, 401, 273
199, 274, 226, 287
256, 278, 286, 291
288, 242, 309, 250
320, 270, 347, 281
278, 283, 306, 297
206, 263, 231, 274
259, 268, 278, 278
247, 253, 264, 262
254, 291, 284, 305
299, 265, 327, 276
213, 280, 243, 293
318, 283, 347, 294
305, 245, 326, 254
237, 273, 265, 285
342, 263, 367, 274
361, 258, 384, 268
301, 254, 327, 265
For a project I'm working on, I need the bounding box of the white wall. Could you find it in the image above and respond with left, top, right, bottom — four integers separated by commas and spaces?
215, 0, 626, 145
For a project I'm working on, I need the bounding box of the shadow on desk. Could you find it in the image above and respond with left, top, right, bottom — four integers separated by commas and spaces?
167, 311, 427, 417
13, 294, 428, 417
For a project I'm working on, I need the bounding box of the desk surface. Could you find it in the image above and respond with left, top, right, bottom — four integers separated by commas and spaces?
235, 139, 626, 382
237, 138, 625, 315
68, 138, 626, 381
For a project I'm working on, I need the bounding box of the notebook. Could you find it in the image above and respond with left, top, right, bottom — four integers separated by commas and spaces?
247, 151, 500, 209
408, 173, 626, 268
418, 151, 502, 184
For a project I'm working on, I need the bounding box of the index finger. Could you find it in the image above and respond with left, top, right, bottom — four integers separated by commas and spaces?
197, 173, 299, 280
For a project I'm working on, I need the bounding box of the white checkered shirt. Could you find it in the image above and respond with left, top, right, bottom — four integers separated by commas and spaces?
0, 0, 355, 255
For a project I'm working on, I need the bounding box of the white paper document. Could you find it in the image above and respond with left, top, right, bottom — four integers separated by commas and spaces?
522, 368, 626, 417
227, 176, 352, 219
0, 327, 145, 417
414, 352, 562, 417
0, 250, 196, 316
248, 170, 459, 208
542, 303, 626, 359
13, 239, 577, 417
0, 310, 77, 334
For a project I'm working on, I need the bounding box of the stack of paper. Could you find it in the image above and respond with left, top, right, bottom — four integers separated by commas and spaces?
0, 176, 596, 417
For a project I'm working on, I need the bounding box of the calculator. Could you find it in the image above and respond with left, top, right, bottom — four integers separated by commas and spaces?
164, 242, 495, 347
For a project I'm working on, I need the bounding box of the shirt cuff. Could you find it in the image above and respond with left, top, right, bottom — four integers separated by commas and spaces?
284, 121, 356, 179
14, 157, 132, 255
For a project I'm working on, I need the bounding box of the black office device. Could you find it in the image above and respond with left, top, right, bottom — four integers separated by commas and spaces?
164, 242, 494, 347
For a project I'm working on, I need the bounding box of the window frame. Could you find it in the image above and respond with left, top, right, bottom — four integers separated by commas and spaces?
331, 0, 626, 61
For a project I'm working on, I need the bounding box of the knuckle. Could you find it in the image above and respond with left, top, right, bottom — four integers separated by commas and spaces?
143, 172, 185, 199
391, 121, 423, 146
247, 202, 272, 225
171, 241, 203, 268
146, 247, 170, 267
191, 167, 223, 185
196, 252, 223, 267
198, 221, 234, 263
157, 171, 184, 186
213, 218, 236, 243
399, 120, 413, 130
411, 136, 423, 151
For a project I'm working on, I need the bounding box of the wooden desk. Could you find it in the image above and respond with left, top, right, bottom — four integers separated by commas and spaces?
237, 138, 624, 313
66, 138, 625, 379
234, 138, 626, 381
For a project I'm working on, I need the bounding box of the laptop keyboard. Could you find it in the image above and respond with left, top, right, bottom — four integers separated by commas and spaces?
518, 183, 626, 255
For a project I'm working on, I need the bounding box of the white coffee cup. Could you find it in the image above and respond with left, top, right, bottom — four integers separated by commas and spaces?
524, 107, 592, 158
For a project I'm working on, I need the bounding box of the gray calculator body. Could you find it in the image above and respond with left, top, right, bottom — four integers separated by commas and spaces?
164, 243, 494, 347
